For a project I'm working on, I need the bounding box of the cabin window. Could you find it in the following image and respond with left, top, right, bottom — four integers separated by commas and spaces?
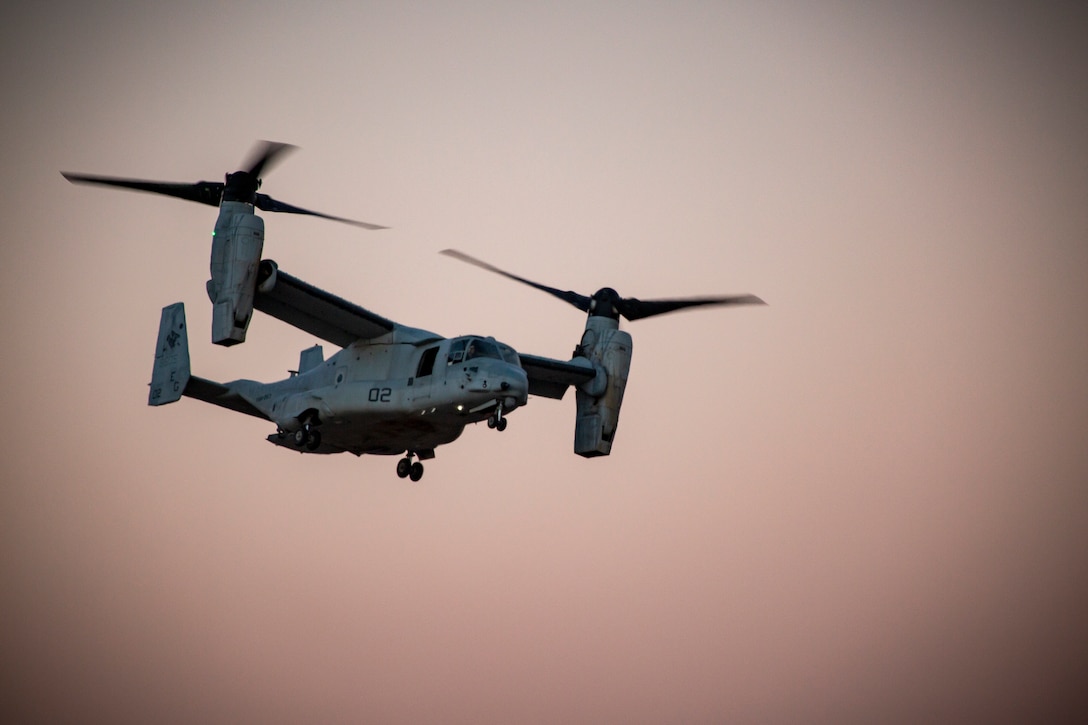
417, 346, 439, 377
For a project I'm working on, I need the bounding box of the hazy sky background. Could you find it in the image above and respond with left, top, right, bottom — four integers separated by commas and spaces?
2, 1, 1086, 722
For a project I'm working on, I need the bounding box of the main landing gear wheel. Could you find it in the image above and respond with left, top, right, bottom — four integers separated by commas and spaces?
293, 423, 321, 451
397, 455, 425, 481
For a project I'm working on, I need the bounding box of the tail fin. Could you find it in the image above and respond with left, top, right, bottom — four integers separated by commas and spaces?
149, 303, 191, 406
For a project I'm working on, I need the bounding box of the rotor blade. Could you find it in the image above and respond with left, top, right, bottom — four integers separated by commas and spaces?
242, 141, 297, 178
254, 193, 387, 229
440, 249, 593, 312
62, 172, 223, 207
618, 294, 766, 321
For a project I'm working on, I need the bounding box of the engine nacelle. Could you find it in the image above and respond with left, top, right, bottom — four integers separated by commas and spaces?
574, 316, 633, 457
206, 201, 265, 346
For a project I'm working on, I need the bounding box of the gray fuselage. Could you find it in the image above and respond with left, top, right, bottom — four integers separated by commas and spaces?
236, 332, 529, 456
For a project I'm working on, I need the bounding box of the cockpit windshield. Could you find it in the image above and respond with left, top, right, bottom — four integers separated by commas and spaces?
447, 336, 519, 365
465, 337, 501, 361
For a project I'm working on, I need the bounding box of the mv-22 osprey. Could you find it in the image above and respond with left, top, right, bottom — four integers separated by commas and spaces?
65, 142, 764, 480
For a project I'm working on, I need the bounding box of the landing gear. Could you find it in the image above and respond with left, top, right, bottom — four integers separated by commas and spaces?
293, 422, 321, 451
396, 453, 425, 481
487, 403, 508, 432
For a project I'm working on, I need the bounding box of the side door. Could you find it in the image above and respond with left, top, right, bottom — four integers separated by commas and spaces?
408, 343, 442, 402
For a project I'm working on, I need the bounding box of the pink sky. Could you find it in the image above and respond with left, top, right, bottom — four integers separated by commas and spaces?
2, 2, 1086, 722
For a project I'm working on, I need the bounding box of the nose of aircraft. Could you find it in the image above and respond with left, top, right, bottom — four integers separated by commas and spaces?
464, 360, 528, 404
501, 363, 529, 407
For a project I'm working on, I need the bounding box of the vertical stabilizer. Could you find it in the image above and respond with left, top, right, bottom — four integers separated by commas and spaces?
149, 303, 191, 405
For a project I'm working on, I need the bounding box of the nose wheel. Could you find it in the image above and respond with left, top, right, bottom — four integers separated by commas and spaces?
396, 454, 424, 481
487, 404, 508, 431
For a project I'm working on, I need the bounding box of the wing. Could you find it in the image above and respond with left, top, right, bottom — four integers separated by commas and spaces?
518, 353, 596, 400
254, 265, 439, 347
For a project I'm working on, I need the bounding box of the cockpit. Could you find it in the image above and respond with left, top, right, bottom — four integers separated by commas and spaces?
446, 336, 519, 366
441, 335, 529, 420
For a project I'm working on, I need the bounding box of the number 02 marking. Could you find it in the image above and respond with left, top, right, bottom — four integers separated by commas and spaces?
368, 387, 392, 403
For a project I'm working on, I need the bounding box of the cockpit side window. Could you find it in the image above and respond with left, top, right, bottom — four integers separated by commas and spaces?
498, 343, 519, 365
416, 346, 439, 377
447, 338, 467, 365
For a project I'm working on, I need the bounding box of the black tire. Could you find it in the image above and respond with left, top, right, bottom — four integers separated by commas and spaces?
496, 418, 508, 431
294, 429, 308, 447
396, 458, 411, 478
409, 462, 424, 482
305, 430, 322, 450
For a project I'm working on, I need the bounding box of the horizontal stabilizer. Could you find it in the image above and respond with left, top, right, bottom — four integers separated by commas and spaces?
148, 302, 268, 420
183, 377, 269, 420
